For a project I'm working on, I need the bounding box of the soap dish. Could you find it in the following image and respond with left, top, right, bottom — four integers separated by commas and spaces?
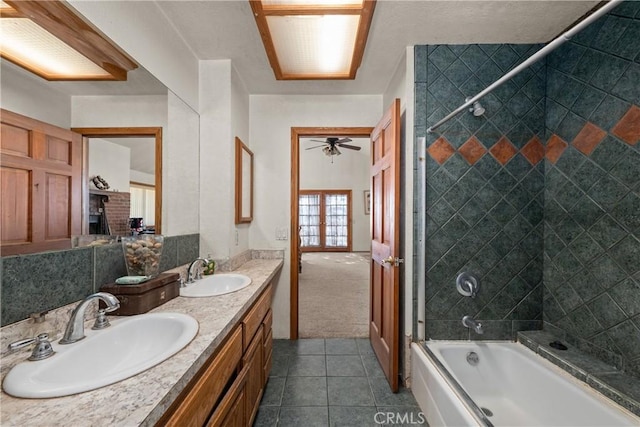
115, 276, 150, 285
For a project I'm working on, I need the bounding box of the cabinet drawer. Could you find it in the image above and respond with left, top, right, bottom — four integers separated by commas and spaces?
263, 308, 273, 335
243, 325, 264, 426
206, 358, 248, 427
161, 326, 243, 427
242, 284, 271, 350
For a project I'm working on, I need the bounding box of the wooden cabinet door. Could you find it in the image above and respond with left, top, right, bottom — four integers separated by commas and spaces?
1, 109, 82, 255
243, 324, 263, 426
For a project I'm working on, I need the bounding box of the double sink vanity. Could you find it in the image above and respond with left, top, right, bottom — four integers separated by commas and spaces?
1, 256, 283, 426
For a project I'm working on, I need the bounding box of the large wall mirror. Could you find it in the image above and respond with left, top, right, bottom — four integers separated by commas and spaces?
235, 137, 253, 224
0, 57, 193, 255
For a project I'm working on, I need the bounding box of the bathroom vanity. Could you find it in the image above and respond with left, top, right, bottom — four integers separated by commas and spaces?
0, 257, 283, 426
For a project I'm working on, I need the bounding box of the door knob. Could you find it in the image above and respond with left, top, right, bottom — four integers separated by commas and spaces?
382, 256, 394, 265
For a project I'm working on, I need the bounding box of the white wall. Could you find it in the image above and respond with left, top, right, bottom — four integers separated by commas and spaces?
231, 66, 251, 257
130, 170, 155, 186
165, 91, 200, 236
300, 137, 371, 251
1, 62, 71, 128
199, 60, 232, 259
250, 95, 383, 338
67, 0, 199, 111
88, 138, 130, 192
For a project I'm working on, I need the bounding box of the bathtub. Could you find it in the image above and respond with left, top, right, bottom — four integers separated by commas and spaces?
411, 341, 639, 427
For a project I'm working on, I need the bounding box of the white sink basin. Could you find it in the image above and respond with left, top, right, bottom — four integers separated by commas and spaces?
3, 312, 198, 398
180, 273, 252, 297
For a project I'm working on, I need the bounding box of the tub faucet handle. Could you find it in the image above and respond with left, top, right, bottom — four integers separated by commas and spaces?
462, 315, 484, 335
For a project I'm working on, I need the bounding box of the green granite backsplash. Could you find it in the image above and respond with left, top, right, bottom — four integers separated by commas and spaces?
0, 234, 199, 326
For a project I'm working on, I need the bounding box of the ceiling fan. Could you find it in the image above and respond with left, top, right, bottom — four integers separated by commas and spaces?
306, 137, 361, 158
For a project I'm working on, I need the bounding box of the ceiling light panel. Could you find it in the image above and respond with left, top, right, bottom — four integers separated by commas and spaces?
262, 0, 363, 5
1, 18, 111, 79
251, 0, 376, 80
266, 14, 359, 75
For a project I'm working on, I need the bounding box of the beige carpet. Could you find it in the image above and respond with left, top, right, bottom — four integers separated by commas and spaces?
299, 252, 370, 338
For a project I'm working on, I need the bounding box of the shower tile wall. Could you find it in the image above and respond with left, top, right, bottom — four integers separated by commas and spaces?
416, 43, 546, 340
1, 233, 199, 326
543, 2, 640, 376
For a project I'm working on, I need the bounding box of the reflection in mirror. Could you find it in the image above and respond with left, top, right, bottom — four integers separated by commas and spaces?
73, 128, 162, 237
235, 137, 253, 224
0, 57, 173, 255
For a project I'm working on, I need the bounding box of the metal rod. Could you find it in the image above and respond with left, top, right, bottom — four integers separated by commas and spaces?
426, 0, 623, 133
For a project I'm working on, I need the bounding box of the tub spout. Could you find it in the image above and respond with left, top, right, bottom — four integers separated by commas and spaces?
462, 315, 484, 334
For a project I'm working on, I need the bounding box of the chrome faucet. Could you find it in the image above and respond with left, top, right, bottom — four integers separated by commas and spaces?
59, 292, 120, 344
462, 315, 484, 335
186, 258, 210, 284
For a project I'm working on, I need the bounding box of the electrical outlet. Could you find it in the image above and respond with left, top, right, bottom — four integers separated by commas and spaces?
275, 227, 288, 241
235, 230, 239, 246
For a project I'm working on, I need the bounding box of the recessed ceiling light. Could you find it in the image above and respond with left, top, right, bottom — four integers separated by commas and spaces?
250, 0, 376, 80
0, 0, 137, 81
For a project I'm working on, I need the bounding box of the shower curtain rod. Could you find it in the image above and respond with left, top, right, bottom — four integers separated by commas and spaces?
426, 0, 623, 134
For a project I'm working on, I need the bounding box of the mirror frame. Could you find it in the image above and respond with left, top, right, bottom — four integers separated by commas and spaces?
235, 137, 253, 224
71, 127, 162, 234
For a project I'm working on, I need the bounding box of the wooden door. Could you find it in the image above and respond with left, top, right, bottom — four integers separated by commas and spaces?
1, 109, 82, 255
369, 99, 401, 392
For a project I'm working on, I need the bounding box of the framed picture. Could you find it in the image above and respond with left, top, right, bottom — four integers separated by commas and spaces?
364, 190, 371, 215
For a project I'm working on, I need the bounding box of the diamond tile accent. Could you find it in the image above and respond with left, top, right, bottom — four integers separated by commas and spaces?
546, 135, 568, 164
611, 105, 640, 145
490, 137, 517, 165
458, 136, 486, 165
427, 137, 455, 164
521, 136, 545, 165
572, 122, 607, 155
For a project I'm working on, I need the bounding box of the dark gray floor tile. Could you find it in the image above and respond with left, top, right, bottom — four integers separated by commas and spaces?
261, 377, 286, 406
282, 377, 328, 406
270, 353, 290, 377
327, 377, 375, 406
376, 407, 428, 426
273, 339, 297, 356
326, 338, 359, 354
288, 355, 327, 377
361, 354, 386, 378
329, 406, 380, 426
295, 339, 326, 355
356, 338, 374, 355
327, 355, 366, 377
278, 407, 329, 427
369, 378, 420, 407
254, 406, 279, 427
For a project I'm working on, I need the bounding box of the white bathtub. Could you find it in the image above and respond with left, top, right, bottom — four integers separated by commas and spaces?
411, 341, 640, 427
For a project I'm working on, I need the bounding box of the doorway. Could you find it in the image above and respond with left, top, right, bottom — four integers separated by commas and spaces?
290, 127, 374, 340
71, 127, 162, 236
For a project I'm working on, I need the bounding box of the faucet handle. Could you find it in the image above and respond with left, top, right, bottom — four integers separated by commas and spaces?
92, 309, 111, 330
8, 333, 55, 361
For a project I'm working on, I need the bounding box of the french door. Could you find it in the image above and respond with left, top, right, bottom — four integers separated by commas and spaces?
299, 190, 352, 252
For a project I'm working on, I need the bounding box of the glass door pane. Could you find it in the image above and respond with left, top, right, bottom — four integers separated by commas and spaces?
325, 193, 348, 248
299, 194, 321, 248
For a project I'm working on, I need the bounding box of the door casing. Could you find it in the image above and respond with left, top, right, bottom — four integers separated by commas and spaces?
290, 127, 373, 339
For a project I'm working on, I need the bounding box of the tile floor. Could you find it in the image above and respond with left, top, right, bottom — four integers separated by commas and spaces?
254, 338, 427, 426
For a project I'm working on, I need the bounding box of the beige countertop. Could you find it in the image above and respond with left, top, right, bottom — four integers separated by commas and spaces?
0, 258, 283, 427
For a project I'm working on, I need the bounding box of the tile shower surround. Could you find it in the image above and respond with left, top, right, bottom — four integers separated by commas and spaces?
1, 234, 199, 326
543, 1, 640, 377
416, 41, 547, 341
416, 0, 640, 377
